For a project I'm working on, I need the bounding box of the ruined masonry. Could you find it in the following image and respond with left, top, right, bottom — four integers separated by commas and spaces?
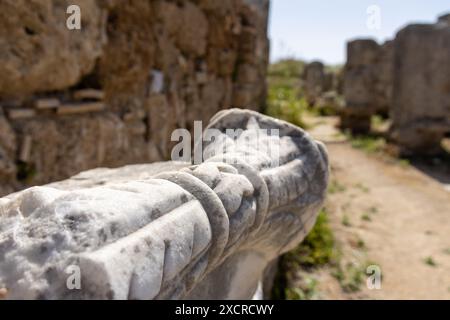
341, 39, 388, 134
303, 61, 329, 107
0, 109, 329, 299
0, 0, 270, 196
341, 13, 449, 153
389, 14, 450, 155
302, 61, 342, 110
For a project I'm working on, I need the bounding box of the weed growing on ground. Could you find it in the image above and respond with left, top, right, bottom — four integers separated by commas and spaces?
356, 238, 366, 249
332, 261, 373, 293
424, 256, 437, 267
284, 275, 319, 300
355, 183, 370, 193
342, 214, 351, 227
272, 208, 335, 299
368, 206, 378, 214
328, 180, 346, 194
349, 135, 386, 153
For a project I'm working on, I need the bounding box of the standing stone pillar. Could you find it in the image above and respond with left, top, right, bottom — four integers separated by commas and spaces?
341, 39, 380, 134
303, 61, 327, 107
389, 18, 450, 155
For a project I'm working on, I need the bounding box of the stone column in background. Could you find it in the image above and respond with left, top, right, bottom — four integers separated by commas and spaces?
341, 39, 380, 134
303, 61, 327, 106
389, 17, 450, 155
374, 40, 394, 117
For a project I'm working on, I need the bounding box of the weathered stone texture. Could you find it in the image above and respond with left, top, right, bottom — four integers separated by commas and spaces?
0, 110, 329, 300
374, 40, 394, 116
0, 0, 270, 196
0, 0, 106, 96
303, 61, 327, 106
0, 112, 17, 196
302, 61, 343, 115
341, 39, 380, 133
341, 38, 394, 133
390, 21, 450, 154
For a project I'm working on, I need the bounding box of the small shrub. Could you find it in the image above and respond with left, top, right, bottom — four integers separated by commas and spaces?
342, 215, 351, 227
284, 208, 335, 267
356, 239, 366, 249
332, 262, 366, 293
272, 208, 335, 299
424, 256, 437, 267
265, 84, 307, 128
371, 115, 385, 129
284, 276, 319, 300
368, 206, 378, 214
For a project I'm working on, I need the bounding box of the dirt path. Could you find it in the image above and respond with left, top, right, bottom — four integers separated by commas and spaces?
304, 115, 450, 299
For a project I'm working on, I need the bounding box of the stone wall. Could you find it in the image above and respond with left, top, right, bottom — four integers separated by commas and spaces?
0, 0, 270, 196
389, 15, 450, 155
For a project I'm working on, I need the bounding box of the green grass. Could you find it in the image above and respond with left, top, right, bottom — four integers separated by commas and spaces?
284, 208, 335, 267
424, 256, 437, 267
368, 206, 378, 214
328, 180, 346, 194
268, 59, 305, 79
332, 261, 368, 293
348, 135, 386, 154
265, 83, 308, 128
341, 215, 351, 227
361, 213, 372, 222
398, 159, 411, 167
371, 115, 385, 129
284, 276, 319, 300
265, 59, 314, 128
272, 208, 336, 299
356, 238, 366, 249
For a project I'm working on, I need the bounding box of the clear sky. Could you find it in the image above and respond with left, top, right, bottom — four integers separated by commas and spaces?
269, 0, 450, 64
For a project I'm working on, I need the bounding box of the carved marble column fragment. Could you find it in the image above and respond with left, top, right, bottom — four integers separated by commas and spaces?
0, 109, 329, 299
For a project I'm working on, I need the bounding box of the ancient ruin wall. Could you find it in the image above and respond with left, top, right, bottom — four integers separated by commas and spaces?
0, 0, 270, 196
341, 39, 380, 133
303, 61, 328, 106
341, 38, 394, 133
390, 16, 450, 154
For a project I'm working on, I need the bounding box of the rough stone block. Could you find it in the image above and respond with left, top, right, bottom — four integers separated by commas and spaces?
390, 21, 450, 155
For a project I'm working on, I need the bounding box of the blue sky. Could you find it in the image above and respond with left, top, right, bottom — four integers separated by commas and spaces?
269, 0, 450, 64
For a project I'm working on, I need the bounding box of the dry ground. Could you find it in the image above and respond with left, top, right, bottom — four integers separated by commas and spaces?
299, 115, 450, 299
